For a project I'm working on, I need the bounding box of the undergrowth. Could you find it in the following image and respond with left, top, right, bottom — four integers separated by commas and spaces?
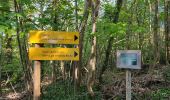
42, 80, 102, 100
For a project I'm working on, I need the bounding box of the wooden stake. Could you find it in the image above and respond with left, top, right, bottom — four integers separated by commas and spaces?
0, 61, 1, 96
126, 70, 131, 100
33, 44, 41, 100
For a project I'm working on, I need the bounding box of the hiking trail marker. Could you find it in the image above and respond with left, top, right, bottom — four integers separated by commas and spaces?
29, 30, 79, 100
29, 30, 79, 44
29, 48, 79, 61
117, 50, 141, 100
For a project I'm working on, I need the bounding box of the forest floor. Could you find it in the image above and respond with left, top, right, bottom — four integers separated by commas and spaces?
102, 65, 170, 99
1, 65, 170, 100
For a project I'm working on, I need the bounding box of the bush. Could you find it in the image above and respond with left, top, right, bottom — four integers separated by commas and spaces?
151, 88, 170, 100
42, 80, 102, 100
163, 65, 170, 82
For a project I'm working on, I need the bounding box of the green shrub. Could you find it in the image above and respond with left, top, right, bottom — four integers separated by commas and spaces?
42, 80, 102, 100
163, 66, 170, 82
151, 88, 170, 100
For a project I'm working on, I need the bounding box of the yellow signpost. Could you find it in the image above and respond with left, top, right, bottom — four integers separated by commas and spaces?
29, 48, 79, 61
29, 30, 79, 100
29, 30, 79, 44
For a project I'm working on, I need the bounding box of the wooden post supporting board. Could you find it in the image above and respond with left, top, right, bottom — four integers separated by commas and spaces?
0, 44, 3, 97
117, 50, 141, 100
0, 41, 2, 96
0, 60, 1, 96
126, 70, 131, 100
33, 44, 41, 100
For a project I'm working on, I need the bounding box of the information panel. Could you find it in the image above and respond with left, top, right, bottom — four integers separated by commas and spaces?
117, 50, 141, 69
29, 48, 79, 60
29, 31, 79, 44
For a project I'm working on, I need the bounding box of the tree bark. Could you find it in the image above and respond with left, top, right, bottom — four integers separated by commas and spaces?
51, 0, 59, 83
126, 0, 136, 49
75, 0, 79, 30
14, 0, 33, 92
153, 0, 159, 67
72, 0, 91, 89
0, 37, 2, 96
165, 0, 170, 64
87, 0, 100, 97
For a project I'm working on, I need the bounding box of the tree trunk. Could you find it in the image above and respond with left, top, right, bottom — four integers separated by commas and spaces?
5, 34, 13, 64
75, 0, 78, 30
99, 0, 123, 83
0, 63, 1, 96
72, 0, 91, 89
153, 0, 159, 67
165, 0, 170, 64
51, 0, 59, 83
87, 0, 100, 97
14, 0, 33, 92
126, 0, 136, 49
72, 0, 79, 91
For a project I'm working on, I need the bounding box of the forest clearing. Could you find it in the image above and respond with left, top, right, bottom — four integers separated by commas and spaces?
0, 0, 170, 100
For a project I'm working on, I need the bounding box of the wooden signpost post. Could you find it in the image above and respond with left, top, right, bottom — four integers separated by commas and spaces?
29, 30, 79, 100
117, 50, 141, 100
33, 44, 41, 100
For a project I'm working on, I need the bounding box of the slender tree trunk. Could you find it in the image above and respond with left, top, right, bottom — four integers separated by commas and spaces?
136, 1, 142, 50
5, 34, 13, 63
165, 0, 170, 64
51, 0, 59, 83
149, 1, 152, 33
0, 64, 1, 96
126, 0, 136, 49
14, 0, 26, 89
153, 0, 159, 67
61, 61, 66, 80
72, 0, 79, 88
87, 0, 100, 97
75, 0, 78, 30
99, 0, 123, 83
14, 0, 33, 92
72, 0, 91, 89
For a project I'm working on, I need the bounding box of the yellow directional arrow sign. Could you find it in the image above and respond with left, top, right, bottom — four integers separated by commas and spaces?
29, 30, 79, 44
29, 48, 79, 60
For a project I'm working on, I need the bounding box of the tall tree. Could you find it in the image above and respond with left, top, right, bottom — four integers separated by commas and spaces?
153, 0, 159, 67
0, 51, 1, 96
51, 0, 59, 83
87, 0, 100, 97
99, 0, 123, 82
73, 0, 91, 89
14, 0, 33, 92
164, 0, 170, 64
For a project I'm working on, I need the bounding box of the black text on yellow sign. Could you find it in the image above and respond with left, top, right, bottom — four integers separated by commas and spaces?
29, 48, 79, 61
29, 30, 79, 44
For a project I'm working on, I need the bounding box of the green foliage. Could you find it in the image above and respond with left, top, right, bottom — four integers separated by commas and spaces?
42, 81, 102, 100
151, 88, 170, 99
0, 0, 10, 11
103, 3, 115, 20
97, 21, 127, 37
133, 88, 170, 100
1, 58, 22, 85
0, 25, 8, 32
163, 66, 170, 82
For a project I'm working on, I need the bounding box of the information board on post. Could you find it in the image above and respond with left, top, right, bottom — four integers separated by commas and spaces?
29, 30, 79, 44
116, 50, 141, 100
29, 48, 79, 61
116, 50, 141, 69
